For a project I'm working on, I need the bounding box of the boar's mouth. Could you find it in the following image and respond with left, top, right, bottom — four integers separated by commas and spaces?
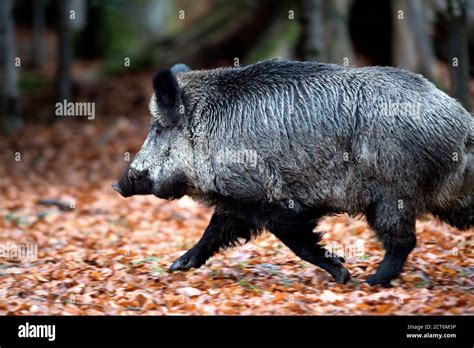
112, 168, 135, 197
112, 168, 189, 200
112, 182, 130, 197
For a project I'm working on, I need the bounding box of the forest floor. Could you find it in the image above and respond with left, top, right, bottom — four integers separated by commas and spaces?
0, 70, 473, 315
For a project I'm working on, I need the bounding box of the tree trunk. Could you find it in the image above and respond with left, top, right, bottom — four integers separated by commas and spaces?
447, 0, 471, 110
406, 0, 437, 81
32, 0, 46, 68
76, 0, 104, 59
296, 0, 326, 62
56, 0, 72, 104
0, 0, 21, 134
393, 0, 443, 83
324, 0, 355, 66
392, 0, 418, 71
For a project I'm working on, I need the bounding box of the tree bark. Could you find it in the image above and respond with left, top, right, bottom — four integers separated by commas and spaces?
32, 0, 46, 68
76, 0, 104, 59
0, 0, 21, 134
406, 0, 437, 81
297, 0, 326, 61
324, 0, 355, 66
446, 0, 471, 110
56, 0, 72, 104
392, 0, 418, 71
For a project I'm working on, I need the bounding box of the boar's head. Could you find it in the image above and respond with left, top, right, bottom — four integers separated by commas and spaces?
112, 64, 194, 200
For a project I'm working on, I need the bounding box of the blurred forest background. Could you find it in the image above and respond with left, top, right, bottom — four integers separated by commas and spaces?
0, 0, 473, 315
1, 0, 473, 133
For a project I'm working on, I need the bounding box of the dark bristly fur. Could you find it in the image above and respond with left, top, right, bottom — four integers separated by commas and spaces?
113, 59, 474, 287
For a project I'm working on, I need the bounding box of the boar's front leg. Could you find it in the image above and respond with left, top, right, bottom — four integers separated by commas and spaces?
268, 218, 350, 284
365, 202, 417, 287
168, 212, 254, 272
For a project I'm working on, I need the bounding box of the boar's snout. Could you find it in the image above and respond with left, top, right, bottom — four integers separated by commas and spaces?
112, 167, 152, 197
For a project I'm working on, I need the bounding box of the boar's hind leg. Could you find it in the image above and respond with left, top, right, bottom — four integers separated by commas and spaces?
365, 203, 417, 287
168, 212, 254, 272
269, 220, 350, 284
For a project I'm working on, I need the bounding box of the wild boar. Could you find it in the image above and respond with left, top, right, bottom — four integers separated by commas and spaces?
113, 59, 473, 286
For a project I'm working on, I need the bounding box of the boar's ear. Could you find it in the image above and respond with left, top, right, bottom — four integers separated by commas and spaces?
152, 68, 181, 123
170, 63, 191, 75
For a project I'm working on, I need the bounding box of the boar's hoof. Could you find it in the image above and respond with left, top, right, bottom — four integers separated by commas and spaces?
365, 274, 393, 288
332, 266, 350, 284
168, 252, 204, 272
320, 257, 350, 284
